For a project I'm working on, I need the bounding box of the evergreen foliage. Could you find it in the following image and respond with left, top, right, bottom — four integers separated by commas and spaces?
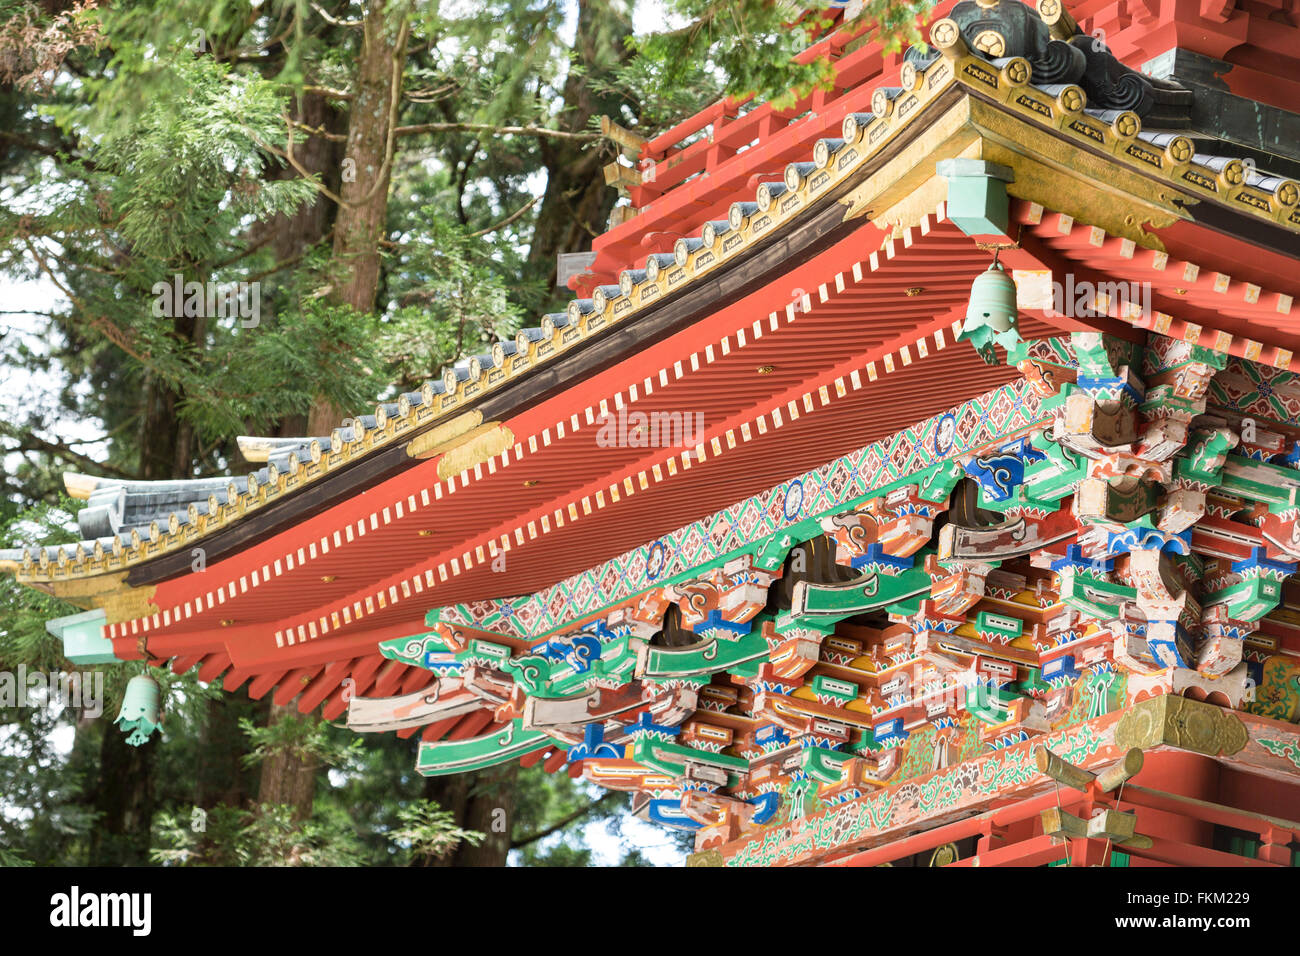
0, 0, 917, 866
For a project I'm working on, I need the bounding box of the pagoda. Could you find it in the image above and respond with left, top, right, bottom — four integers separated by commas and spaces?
6, 0, 1300, 867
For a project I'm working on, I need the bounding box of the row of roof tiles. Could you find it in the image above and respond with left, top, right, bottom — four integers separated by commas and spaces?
5, 20, 1298, 580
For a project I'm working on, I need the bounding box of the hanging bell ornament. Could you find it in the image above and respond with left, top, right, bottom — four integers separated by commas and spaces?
115, 674, 162, 747
959, 259, 1021, 365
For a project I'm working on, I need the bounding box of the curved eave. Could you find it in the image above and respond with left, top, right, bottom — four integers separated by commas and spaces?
14, 22, 1299, 589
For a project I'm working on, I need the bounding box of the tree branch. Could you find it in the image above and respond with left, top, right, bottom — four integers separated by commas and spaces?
394, 122, 601, 142
510, 791, 618, 850
0, 424, 134, 479
468, 196, 538, 238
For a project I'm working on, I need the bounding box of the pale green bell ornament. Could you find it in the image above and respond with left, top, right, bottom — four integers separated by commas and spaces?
115, 674, 162, 747
959, 258, 1021, 365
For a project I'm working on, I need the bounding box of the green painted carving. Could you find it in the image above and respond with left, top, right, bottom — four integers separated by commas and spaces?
504, 653, 552, 696
1059, 567, 1135, 621
1258, 738, 1300, 769
46, 609, 115, 665
642, 630, 768, 680
415, 719, 552, 776
1174, 428, 1237, 486
1139, 386, 1201, 422
937, 160, 1011, 238
1247, 655, 1300, 723
1071, 670, 1127, 723
894, 717, 986, 781
790, 564, 931, 620
919, 459, 966, 504
379, 630, 459, 671
1146, 338, 1228, 376
965, 681, 1021, 725
1202, 575, 1284, 623
1071, 332, 1139, 379
1015, 665, 1051, 700
810, 674, 858, 704
850, 728, 884, 755
503, 633, 643, 698
631, 736, 748, 784
1218, 455, 1300, 511
754, 529, 801, 573
976, 610, 1023, 641
465, 638, 513, 667
1019, 432, 1086, 506
800, 746, 851, 784
774, 612, 838, 641
786, 777, 822, 821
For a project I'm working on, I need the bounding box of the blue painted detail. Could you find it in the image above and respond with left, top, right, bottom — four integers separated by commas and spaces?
962, 453, 1024, 502
916, 615, 961, 633
1076, 373, 1144, 404
749, 791, 780, 825
583, 618, 617, 643
696, 609, 753, 638
873, 717, 910, 746
1000, 434, 1047, 464
990, 730, 1030, 750
783, 478, 805, 522
849, 542, 915, 573
566, 722, 623, 762
755, 723, 791, 749
1273, 442, 1300, 468
1042, 655, 1080, 683
534, 632, 602, 673
422, 650, 461, 671
646, 798, 702, 830
933, 413, 957, 456
1050, 544, 1114, 573
1231, 547, 1298, 579
646, 539, 669, 581
751, 680, 800, 695
1106, 522, 1191, 556
1148, 632, 1192, 669
1246, 657, 1265, 691
625, 711, 680, 737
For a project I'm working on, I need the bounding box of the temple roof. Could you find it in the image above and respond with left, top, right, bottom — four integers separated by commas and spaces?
6, 0, 1299, 589
5, 0, 1300, 768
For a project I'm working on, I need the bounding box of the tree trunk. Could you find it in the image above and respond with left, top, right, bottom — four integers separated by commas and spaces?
195, 691, 257, 810
309, 0, 408, 435
88, 725, 155, 866
526, 0, 634, 287
258, 87, 347, 442
330, 0, 406, 313
94, 301, 207, 862
421, 761, 517, 866
136, 309, 204, 480
256, 702, 319, 821
269, 90, 346, 263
